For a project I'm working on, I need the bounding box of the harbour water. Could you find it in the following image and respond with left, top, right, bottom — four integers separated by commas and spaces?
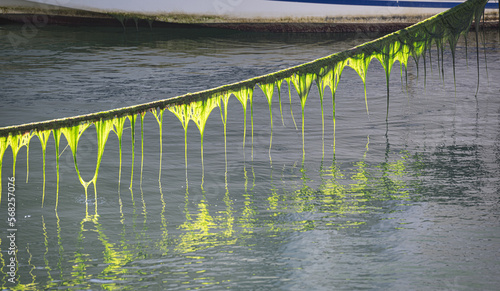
0, 25, 499, 290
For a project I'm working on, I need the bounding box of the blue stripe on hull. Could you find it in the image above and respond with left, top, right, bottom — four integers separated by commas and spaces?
271, 0, 497, 9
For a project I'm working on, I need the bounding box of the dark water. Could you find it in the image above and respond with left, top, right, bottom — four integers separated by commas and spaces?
0, 25, 499, 290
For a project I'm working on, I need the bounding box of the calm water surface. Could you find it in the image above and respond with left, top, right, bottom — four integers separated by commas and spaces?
0, 25, 499, 290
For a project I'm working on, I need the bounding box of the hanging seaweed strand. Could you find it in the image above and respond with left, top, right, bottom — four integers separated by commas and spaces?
0, 136, 8, 203
35, 130, 51, 207
276, 80, 286, 127
139, 112, 146, 188
291, 72, 315, 161
128, 114, 137, 189
315, 73, 326, 156
258, 82, 275, 162
218, 92, 231, 172
232, 86, 253, 152
168, 103, 191, 182
92, 118, 114, 214
152, 107, 165, 188
112, 116, 127, 186
53, 129, 62, 209
286, 77, 299, 130
190, 97, 218, 188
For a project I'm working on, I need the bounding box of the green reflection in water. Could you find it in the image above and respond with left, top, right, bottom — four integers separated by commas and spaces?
176, 195, 218, 254
349, 136, 371, 198
319, 159, 346, 219
157, 187, 169, 255
55, 211, 64, 284
41, 216, 52, 285
0, 239, 5, 284
66, 215, 136, 289
239, 163, 257, 235
0, 140, 478, 289
2, 103, 419, 290
26, 244, 35, 287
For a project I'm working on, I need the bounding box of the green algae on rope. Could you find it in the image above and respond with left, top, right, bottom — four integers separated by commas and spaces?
0, 1, 488, 138
0, 0, 489, 204
316, 60, 347, 154
190, 96, 219, 186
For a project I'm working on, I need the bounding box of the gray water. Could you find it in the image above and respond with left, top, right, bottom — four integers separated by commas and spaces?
0, 25, 499, 290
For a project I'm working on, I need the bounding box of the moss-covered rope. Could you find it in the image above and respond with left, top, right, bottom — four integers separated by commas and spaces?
1, 1, 488, 138
0, 0, 489, 204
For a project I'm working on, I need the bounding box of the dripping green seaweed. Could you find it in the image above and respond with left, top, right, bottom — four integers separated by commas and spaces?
258, 82, 276, 161
111, 116, 127, 186
0, 0, 490, 204
35, 130, 51, 207
0, 0, 488, 137
291, 72, 315, 160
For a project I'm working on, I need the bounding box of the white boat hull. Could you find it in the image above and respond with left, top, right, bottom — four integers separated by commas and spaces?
1, 0, 497, 20
34, 0, 463, 18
